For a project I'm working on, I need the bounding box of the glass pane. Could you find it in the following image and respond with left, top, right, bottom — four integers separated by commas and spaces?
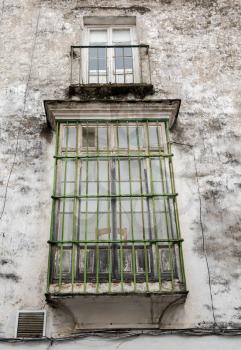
62, 126, 76, 150
79, 199, 111, 240
115, 56, 124, 70
89, 58, 106, 70
59, 160, 76, 195
136, 248, 149, 273
99, 248, 109, 273
89, 47, 97, 58
150, 159, 161, 182
153, 197, 177, 239
98, 127, 108, 149
112, 29, 131, 43
98, 47, 107, 58
90, 30, 107, 43
82, 127, 95, 147
121, 249, 132, 273
86, 250, 95, 273
80, 160, 109, 196
54, 248, 72, 280
115, 47, 123, 57
116, 199, 150, 240
57, 199, 74, 241
117, 126, 127, 148
89, 58, 98, 70
124, 47, 132, 56
116, 126, 144, 149
148, 126, 159, 148
128, 127, 138, 148
124, 57, 133, 70
160, 247, 172, 274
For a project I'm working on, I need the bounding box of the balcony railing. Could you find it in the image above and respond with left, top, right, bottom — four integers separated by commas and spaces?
70, 45, 152, 86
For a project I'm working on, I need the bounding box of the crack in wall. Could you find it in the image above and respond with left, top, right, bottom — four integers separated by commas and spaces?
171, 140, 218, 328
0, 5, 42, 224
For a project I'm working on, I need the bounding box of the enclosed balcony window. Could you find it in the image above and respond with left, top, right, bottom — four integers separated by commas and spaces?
48, 119, 186, 294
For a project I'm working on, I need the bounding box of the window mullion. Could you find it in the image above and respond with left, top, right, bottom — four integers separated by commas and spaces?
107, 122, 112, 291
165, 121, 186, 288
95, 121, 100, 292
59, 122, 69, 286
137, 122, 150, 288
116, 121, 124, 290
71, 125, 78, 289
48, 122, 60, 290
126, 121, 137, 290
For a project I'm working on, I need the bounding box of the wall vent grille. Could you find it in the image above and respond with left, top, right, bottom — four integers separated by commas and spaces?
16, 311, 46, 338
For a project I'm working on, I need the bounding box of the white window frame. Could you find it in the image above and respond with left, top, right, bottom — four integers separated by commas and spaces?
82, 25, 140, 84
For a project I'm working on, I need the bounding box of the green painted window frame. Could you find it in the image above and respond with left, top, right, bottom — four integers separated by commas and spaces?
47, 119, 186, 294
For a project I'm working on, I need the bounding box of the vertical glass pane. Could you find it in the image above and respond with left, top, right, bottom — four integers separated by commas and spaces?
124, 47, 132, 56
99, 160, 109, 195
118, 160, 129, 194
159, 246, 177, 279
80, 160, 109, 196
57, 199, 74, 241
82, 127, 96, 148
89, 58, 98, 70
132, 199, 147, 240
121, 249, 132, 273
124, 57, 133, 70
99, 248, 109, 273
115, 54, 124, 70
79, 199, 97, 240
59, 160, 76, 195
79, 199, 111, 240
86, 250, 95, 273
159, 123, 168, 152
128, 126, 138, 148
98, 127, 108, 149
148, 125, 159, 148
90, 30, 107, 43
54, 248, 72, 280
112, 29, 131, 43
154, 197, 177, 239
117, 126, 128, 148
136, 126, 145, 148
117, 199, 131, 240
62, 126, 76, 150
136, 248, 149, 273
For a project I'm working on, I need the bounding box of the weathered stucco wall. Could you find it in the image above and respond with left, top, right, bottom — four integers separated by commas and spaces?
0, 0, 241, 345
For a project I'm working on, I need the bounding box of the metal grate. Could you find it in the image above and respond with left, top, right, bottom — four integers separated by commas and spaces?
16, 311, 46, 338
47, 119, 186, 294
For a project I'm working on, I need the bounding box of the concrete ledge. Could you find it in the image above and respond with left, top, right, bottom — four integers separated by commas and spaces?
68, 83, 154, 99
46, 291, 188, 329
44, 99, 181, 130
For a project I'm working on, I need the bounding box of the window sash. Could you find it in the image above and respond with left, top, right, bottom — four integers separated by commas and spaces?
84, 26, 138, 84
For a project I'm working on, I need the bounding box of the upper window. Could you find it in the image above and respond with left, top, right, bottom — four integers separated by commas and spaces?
84, 26, 139, 84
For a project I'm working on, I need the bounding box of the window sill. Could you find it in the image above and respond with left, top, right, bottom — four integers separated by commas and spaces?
68, 83, 154, 99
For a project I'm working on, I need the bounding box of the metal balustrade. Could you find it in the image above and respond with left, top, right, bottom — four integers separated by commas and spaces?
70, 45, 152, 85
